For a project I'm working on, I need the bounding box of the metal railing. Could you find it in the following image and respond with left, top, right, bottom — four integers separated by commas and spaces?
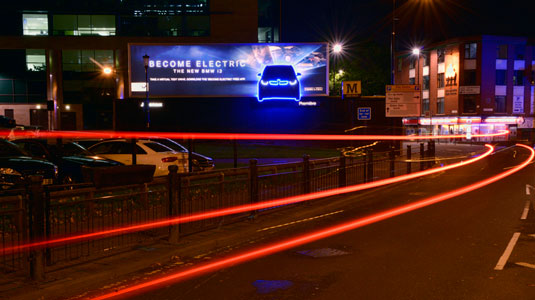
0, 141, 445, 279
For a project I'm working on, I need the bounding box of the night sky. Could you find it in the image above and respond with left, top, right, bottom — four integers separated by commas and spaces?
282, 0, 535, 50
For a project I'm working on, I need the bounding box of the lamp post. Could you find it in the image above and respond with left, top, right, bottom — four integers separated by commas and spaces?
143, 54, 150, 130
101, 66, 115, 130
391, 0, 396, 84
332, 43, 343, 95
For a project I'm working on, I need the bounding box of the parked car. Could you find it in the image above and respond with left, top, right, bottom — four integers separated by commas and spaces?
74, 139, 105, 149
88, 139, 188, 176
0, 139, 57, 189
12, 139, 123, 184
148, 138, 215, 171
0, 116, 16, 129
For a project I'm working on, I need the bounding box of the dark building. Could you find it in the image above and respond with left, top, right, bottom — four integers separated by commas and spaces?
0, 0, 258, 130
395, 35, 535, 141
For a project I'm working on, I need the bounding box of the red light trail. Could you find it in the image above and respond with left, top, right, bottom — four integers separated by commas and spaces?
1, 145, 494, 255
88, 144, 534, 300
0, 129, 509, 141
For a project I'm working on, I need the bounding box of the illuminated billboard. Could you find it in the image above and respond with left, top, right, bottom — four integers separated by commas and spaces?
129, 43, 328, 99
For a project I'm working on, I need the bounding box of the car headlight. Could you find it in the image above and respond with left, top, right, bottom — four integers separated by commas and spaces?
260, 80, 269, 86
290, 80, 297, 85
0, 168, 22, 176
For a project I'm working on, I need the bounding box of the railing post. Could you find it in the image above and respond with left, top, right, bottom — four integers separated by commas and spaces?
420, 142, 425, 171
27, 175, 45, 281
366, 149, 374, 182
302, 155, 311, 194
406, 145, 412, 174
249, 159, 258, 217
339, 154, 346, 188
167, 165, 179, 244
389, 147, 395, 177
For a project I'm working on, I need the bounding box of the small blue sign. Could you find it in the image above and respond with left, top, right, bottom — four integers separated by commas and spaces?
358, 107, 371, 120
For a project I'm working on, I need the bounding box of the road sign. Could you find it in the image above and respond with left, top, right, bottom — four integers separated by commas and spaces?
385, 84, 421, 117
357, 107, 371, 120
342, 81, 362, 98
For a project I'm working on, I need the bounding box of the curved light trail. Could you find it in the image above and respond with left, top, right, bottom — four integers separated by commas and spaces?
1, 145, 494, 255
0, 129, 509, 141
88, 144, 534, 300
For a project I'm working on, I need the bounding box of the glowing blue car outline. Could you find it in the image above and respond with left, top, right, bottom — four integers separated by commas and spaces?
257, 65, 302, 102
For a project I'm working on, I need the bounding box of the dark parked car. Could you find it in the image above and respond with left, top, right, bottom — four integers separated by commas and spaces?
0, 116, 16, 128
148, 138, 215, 171
0, 139, 57, 189
12, 139, 123, 184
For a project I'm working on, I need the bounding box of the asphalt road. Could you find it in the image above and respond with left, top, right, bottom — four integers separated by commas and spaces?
120, 145, 535, 300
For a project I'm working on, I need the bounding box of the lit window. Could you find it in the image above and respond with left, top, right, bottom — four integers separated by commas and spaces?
23, 14, 48, 36
53, 15, 115, 36
62, 49, 113, 72
26, 49, 46, 71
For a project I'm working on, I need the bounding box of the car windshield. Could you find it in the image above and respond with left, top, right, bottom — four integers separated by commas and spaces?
262, 65, 297, 79
143, 142, 174, 153
58, 142, 94, 156
0, 139, 28, 156
151, 139, 187, 152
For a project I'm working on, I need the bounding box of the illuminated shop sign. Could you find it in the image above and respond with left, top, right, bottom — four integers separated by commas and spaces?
129, 43, 328, 99
403, 116, 523, 126
483, 116, 523, 124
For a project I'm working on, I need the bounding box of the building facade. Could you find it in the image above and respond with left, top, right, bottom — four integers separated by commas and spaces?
0, 0, 260, 130
395, 35, 535, 140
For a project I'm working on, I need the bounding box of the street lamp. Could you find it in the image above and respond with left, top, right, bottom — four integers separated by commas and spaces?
143, 54, 150, 129
331, 43, 343, 95
412, 47, 425, 132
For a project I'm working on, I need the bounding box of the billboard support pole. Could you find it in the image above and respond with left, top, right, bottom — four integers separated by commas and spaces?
143, 54, 151, 130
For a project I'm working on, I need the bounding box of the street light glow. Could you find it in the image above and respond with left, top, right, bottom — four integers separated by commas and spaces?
333, 43, 343, 53
338, 69, 344, 75
103, 67, 112, 75
412, 48, 420, 55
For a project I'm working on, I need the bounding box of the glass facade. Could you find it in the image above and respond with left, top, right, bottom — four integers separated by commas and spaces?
62, 50, 114, 72
0, 50, 46, 103
53, 15, 116, 36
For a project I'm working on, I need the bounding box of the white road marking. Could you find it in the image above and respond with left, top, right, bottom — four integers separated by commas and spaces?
494, 232, 521, 270
515, 262, 535, 269
521, 200, 531, 220
257, 210, 344, 232
526, 184, 534, 195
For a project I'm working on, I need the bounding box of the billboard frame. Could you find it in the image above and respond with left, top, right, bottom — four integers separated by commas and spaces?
127, 42, 330, 98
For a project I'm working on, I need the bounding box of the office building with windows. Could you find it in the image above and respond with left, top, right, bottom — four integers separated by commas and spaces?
395, 35, 535, 140
0, 1, 261, 130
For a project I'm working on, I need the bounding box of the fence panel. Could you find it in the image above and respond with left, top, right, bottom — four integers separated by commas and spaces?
0, 190, 27, 274
45, 179, 168, 268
